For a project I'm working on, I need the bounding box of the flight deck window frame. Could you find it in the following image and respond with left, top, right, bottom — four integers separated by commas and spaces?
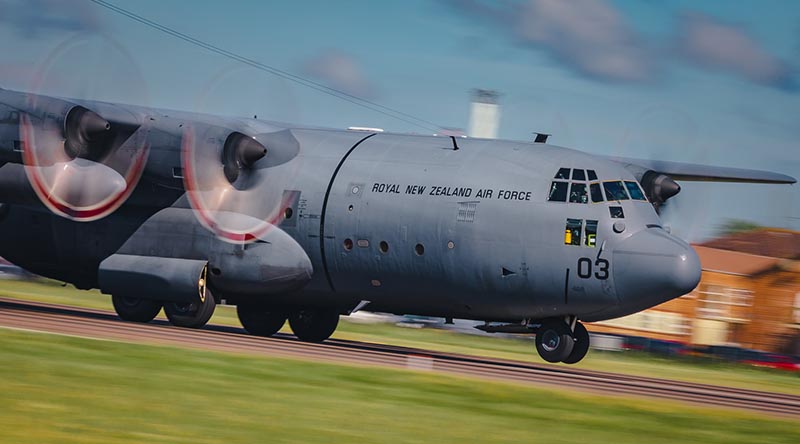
602, 180, 630, 201
624, 181, 648, 201
568, 182, 588, 204
548, 181, 569, 202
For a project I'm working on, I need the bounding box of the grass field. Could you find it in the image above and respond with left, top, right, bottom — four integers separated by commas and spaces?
0, 328, 798, 444
1, 278, 798, 397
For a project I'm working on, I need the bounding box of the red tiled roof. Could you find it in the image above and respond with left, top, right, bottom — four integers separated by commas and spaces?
699, 229, 800, 259
691, 245, 781, 276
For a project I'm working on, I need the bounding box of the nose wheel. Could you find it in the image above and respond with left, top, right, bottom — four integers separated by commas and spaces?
535, 318, 590, 364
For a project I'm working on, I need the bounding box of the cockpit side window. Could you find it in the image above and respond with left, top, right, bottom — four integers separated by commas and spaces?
568, 183, 588, 203
585, 220, 598, 247
564, 219, 582, 245
624, 181, 647, 201
587, 169, 598, 181
603, 181, 629, 201
572, 169, 586, 181
589, 183, 604, 203
554, 168, 571, 179
548, 181, 568, 202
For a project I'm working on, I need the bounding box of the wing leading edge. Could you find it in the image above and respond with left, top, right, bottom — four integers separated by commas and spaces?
607, 156, 796, 184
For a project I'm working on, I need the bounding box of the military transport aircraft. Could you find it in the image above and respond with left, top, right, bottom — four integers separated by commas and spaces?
0, 87, 794, 364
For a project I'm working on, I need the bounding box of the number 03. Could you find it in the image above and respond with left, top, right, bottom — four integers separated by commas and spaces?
577, 258, 609, 280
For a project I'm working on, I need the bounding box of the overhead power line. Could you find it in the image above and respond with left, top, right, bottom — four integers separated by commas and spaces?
88, 0, 442, 132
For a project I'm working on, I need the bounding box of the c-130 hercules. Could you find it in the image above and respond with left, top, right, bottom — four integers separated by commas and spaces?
0, 87, 794, 364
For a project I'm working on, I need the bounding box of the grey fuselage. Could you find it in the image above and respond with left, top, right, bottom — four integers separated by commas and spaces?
0, 91, 701, 324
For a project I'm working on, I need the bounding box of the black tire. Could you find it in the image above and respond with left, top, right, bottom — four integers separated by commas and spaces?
237, 304, 287, 337
164, 290, 216, 328
111, 295, 162, 323
562, 322, 590, 364
288, 309, 339, 343
535, 318, 575, 363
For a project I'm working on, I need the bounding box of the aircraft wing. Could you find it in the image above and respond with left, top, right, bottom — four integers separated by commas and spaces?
606, 156, 797, 184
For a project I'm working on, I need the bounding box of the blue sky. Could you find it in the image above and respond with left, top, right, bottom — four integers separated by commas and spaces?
0, 0, 798, 241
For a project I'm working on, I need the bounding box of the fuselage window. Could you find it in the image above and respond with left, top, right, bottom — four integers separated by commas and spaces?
568, 183, 588, 203
609, 206, 625, 218
564, 219, 582, 245
554, 168, 571, 179
587, 169, 598, 181
548, 181, 568, 202
572, 169, 586, 181
603, 181, 629, 201
624, 181, 647, 201
585, 220, 598, 247
589, 183, 604, 203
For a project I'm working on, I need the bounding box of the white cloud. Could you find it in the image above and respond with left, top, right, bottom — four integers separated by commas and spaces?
515, 0, 653, 82
0, 0, 101, 38
301, 49, 375, 98
677, 13, 794, 89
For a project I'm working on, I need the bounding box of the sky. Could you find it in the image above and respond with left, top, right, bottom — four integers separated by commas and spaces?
0, 0, 798, 241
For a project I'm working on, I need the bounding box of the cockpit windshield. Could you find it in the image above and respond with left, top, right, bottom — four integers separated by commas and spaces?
603, 181, 629, 201
624, 181, 647, 201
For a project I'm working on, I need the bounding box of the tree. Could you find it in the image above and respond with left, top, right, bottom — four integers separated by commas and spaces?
717, 219, 763, 237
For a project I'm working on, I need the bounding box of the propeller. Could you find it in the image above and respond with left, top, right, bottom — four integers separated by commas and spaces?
181, 124, 300, 243
17, 33, 150, 221
616, 104, 710, 240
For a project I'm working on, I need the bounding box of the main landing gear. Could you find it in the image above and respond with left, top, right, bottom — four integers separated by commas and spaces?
535, 317, 590, 364
111, 295, 162, 323
235, 305, 340, 343
111, 293, 217, 329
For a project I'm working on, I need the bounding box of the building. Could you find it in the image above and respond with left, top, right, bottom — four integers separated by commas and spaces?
588, 229, 800, 355
467, 89, 500, 139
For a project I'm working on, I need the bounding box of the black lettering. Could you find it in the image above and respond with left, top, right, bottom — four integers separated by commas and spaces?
594, 258, 609, 280
524, 191, 531, 201
372, 183, 380, 192
485, 189, 493, 199
577, 258, 592, 279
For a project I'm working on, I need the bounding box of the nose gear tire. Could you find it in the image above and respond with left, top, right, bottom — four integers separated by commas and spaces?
535, 319, 575, 363
562, 322, 590, 364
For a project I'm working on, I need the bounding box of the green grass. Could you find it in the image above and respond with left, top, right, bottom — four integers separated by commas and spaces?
1, 278, 798, 396
0, 328, 797, 444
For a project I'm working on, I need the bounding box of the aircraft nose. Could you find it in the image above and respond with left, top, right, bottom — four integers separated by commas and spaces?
612, 228, 701, 312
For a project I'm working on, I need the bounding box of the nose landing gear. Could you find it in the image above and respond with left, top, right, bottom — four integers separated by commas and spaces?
535, 317, 590, 364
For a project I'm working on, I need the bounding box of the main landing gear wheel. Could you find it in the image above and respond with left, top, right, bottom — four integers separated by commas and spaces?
111, 295, 161, 323
288, 309, 339, 343
535, 318, 575, 363
111, 296, 161, 322
164, 290, 216, 329
562, 322, 590, 364
237, 304, 287, 337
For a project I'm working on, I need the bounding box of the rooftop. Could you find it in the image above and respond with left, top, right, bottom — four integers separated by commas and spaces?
699, 228, 800, 260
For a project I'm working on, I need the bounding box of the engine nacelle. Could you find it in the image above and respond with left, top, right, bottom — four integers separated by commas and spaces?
106, 207, 313, 301
98, 255, 208, 303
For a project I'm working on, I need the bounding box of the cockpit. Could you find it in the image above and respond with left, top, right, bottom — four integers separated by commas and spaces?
547, 167, 649, 220
548, 167, 647, 204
